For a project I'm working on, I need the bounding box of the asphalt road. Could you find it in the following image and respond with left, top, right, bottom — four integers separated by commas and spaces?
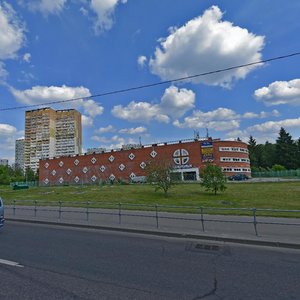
0, 222, 299, 300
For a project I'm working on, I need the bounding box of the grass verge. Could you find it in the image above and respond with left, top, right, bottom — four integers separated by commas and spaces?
0, 181, 299, 217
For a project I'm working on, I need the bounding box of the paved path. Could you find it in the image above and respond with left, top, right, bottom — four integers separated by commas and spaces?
4, 204, 300, 248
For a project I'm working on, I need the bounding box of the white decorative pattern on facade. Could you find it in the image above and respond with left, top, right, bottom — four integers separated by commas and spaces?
140, 161, 146, 169
129, 172, 136, 179
44, 162, 49, 169
74, 176, 80, 183
100, 165, 106, 172
82, 167, 88, 173
59, 177, 64, 184
44, 178, 49, 184
173, 149, 189, 165
119, 164, 125, 171
128, 153, 135, 160
109, 174, 115, 181
109, 155, 115, 162
51, 170, 56, 176
74, 159, 79, 165
59, 161, 64, 167
91, 157, 97, 164
66, 168, 72, 175
150, 150, 157, 158
91, 175, 97, 182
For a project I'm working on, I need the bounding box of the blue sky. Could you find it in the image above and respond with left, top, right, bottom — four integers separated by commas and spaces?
1, 0, 300, 163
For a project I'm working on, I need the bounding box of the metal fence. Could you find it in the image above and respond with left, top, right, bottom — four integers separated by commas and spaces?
252, 169, 300, 178
4, 199, 300, 237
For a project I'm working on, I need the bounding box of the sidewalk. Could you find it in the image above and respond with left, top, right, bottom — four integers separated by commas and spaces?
4, 205, 300, 249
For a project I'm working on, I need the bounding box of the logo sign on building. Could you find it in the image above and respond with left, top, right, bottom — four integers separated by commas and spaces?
201, 141, 214, 162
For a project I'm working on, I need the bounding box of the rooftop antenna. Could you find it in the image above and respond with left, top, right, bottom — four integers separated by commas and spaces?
206, 128, 209, 139
139, 136, 142, 146
194, 130, 200, 140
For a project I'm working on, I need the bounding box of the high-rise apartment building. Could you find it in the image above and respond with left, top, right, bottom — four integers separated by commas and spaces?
24, 108, 82, 172
15, 138, 25, 170
55, 109, 82, 157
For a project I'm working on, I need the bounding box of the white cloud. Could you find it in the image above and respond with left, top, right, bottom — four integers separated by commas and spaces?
79, 6, 88, 16
225, 117, 300, 143
247, 118, 300, 134
0, 123, 17, 135
149, 5, 264, 88
242, 109, 280, 119
112, 85, 195, 123
81, 99, 104, 117
95, 125, 115, 134
137, 55, 147, 68
0, 61, 8, 79
173, 107, 240, 131
28, 0, 67, 16
0, 123, 19, 163
10, 84, 104, 119
23, 52, 31, 63
91, 134, 130, 149
112, 101, 169, 123
82, 115, 93, 127
160, 86, 195, 118
0, 2, 25, 60
174, 106, 281, 132
89, 0, 128, 34
119, 126, 146, 134
254, 79, 300, 106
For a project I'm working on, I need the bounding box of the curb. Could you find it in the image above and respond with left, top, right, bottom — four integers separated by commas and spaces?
6, 218, 300, 250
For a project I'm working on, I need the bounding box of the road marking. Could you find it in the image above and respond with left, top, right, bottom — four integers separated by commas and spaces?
0, 259, 24, 268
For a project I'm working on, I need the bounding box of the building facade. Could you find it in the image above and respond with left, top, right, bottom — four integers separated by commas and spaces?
15, 138, 25, 171
39, 138, 251, 186
25, 108, 82, 172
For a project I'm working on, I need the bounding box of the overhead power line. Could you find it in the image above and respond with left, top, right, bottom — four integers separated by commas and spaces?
1, 51, 300, 112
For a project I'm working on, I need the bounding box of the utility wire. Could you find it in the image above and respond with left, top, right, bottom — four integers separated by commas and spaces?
1, 51, 300, 112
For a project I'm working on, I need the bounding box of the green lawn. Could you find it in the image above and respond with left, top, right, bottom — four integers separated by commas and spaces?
1, 181, 299, 217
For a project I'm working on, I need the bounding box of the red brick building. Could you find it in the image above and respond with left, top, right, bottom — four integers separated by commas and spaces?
39, 138, 251, 186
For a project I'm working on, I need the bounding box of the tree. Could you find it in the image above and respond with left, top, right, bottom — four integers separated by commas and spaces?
297, 138, 300, 168
201, 164, 227, 195
248, 135, 259, 168
145, 160, 174, 197
260, 141, 276, 169
25, 167, 36, 182
275, 127, 297, 169
271, 164, 286, 171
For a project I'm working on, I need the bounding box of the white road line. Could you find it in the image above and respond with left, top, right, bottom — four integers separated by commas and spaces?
0, 259, 24, 268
